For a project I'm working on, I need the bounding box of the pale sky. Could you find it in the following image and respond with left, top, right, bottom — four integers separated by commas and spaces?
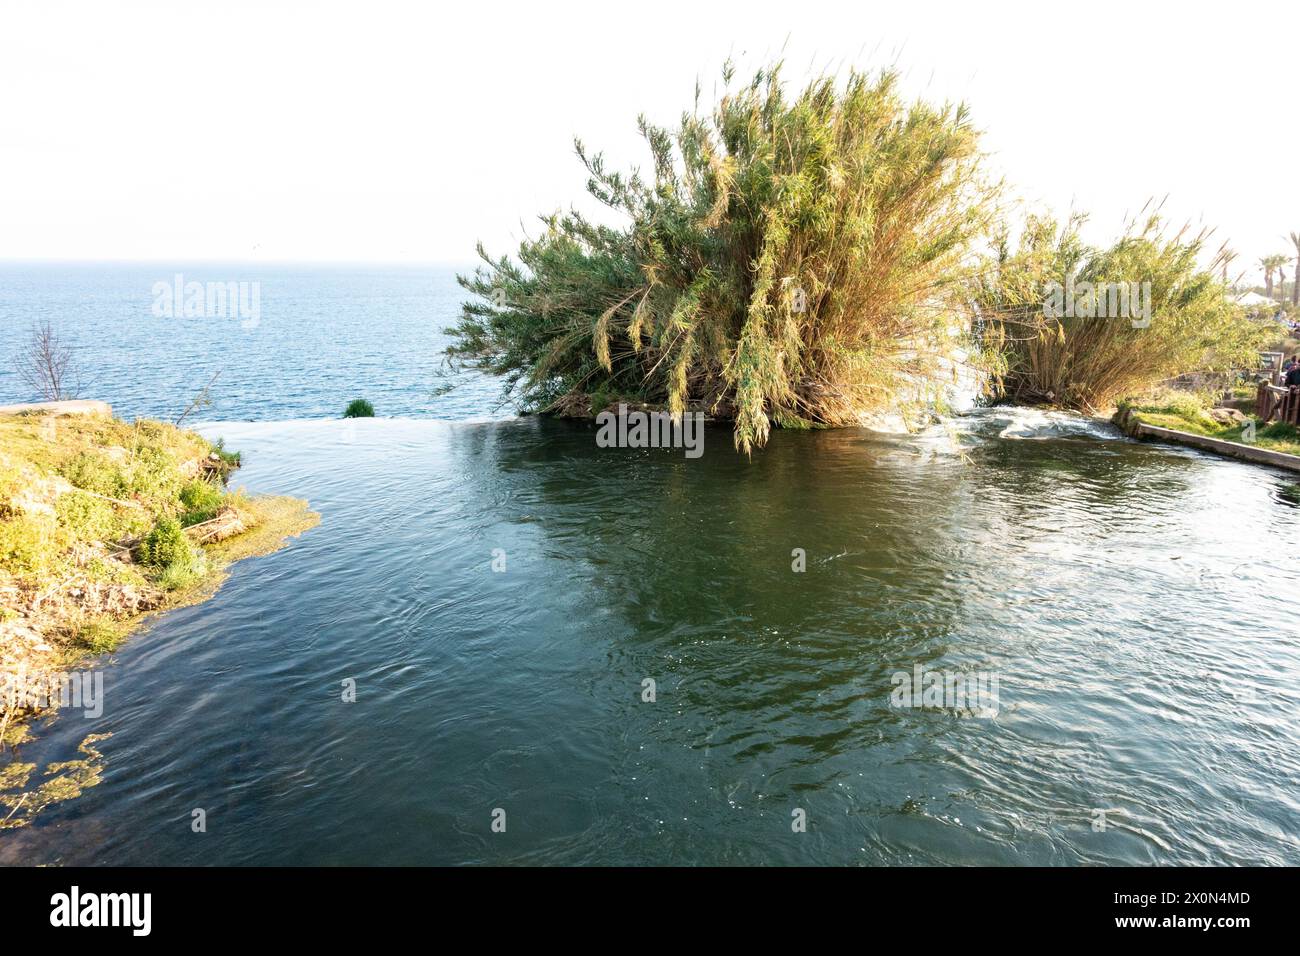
2, 0, 1296, 283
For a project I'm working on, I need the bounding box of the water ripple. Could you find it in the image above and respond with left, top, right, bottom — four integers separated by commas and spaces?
3, 411, 1299, 865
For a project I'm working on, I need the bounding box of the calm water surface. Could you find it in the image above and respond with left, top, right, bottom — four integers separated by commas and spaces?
3, 410, 1299, 865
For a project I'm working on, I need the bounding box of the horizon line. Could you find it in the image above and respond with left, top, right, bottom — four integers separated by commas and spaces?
0, 257, 482, 268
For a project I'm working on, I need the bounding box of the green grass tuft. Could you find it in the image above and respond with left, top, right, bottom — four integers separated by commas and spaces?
76, 620, 128, 654
138, 517, 195, 572
0, 513, 55, 574
155, 552, 207, 591
54, 490, 119, 541
60, 451, 126, 498
179, 479, 224, 526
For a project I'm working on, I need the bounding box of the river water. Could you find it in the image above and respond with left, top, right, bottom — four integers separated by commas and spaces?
3, 408, 1299, 865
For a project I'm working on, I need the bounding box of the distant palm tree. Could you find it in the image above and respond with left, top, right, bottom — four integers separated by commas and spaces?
1274, 254, 1297, 304
1290, 234, 1300, 306
1261, 254, 1289, 299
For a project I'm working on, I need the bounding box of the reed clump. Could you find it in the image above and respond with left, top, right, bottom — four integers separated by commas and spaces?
974, 211, 1268, 412
450, 60, 1268, 441
448, 61, 998, 453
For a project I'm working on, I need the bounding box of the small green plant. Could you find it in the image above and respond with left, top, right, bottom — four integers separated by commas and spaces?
155, 553, 206, 590
179, 479, 224, 526
60, 451, 126, 498
0, 466, 27, 518
0, 514, 55, 574
76, 620, 127, 654
343, 399, 374, 418
1259, 421, 1300, 442
84, 556, 147, 587
208, 438, 240, 468
121, 445, 184, 507
54, 490, 117, 540
138, 517, 193, 570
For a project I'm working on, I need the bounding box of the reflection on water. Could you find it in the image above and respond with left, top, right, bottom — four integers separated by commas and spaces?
3, 411, 1299, 865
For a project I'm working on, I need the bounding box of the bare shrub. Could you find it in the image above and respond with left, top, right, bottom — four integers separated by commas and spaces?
14, 320, 78, 402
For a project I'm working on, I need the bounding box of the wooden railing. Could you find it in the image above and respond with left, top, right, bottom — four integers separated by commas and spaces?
1257, 382, 1300, 426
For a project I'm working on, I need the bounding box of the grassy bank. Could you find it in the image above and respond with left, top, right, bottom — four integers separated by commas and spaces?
1117, 390, 1300, 456
1, 410, 319, 746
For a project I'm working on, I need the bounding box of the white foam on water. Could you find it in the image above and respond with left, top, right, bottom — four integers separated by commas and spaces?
958, 405, 1119, 442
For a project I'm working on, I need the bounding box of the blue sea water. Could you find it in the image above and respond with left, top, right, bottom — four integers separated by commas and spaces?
0, 262, 504, 421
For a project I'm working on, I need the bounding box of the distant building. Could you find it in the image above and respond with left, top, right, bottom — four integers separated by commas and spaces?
1233, 291, 1276, 308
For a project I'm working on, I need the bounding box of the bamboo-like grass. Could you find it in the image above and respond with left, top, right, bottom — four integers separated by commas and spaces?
448, 62, 1267, 445
448, 62, 997, 453
974, 210, 1269, 412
